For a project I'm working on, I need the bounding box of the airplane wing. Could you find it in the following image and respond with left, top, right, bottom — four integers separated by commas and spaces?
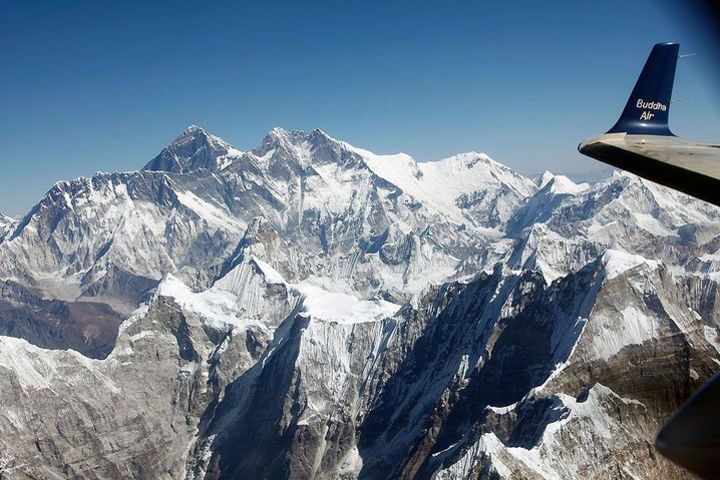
580, 42, 720, 479
578, 42, 720, 207
655, 375, 720, 479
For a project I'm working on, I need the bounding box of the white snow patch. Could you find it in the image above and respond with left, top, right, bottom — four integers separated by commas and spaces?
437, 433, 513, 479
601, 249, 659, 281
486, 402, 518, 415
340, 140, 536, 223
118, 304, 150, 334
0, 336, 119, 394
175, 190, 241, 231
541, 172, 589, 195
292, 284, 399, 324
251, 257, 285, 284
590, 306, 660, 361
632, 212, 675, 236
703, 325, 720, 354
157, 274, 264, 332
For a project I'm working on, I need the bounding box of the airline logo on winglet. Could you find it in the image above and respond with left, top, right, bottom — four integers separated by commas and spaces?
636, 98, 667, 121
605, 42, 677, 135
636, 99, 667, 111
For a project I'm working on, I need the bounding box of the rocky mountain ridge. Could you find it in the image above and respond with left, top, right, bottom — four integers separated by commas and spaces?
0, 126, 718, 479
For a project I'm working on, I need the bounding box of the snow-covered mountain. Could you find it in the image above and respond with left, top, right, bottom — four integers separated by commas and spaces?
0, 126, 718, 479
0, 213, 14, 240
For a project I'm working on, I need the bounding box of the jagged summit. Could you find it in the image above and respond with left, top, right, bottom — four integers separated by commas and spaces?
184, 123, 206, 133
143, 125, 244, 173
250, 126, 345, 168
0, 124, 537, 314
266, 126, 331, 139
166, 124, 215, 149
143, 126, 533, 202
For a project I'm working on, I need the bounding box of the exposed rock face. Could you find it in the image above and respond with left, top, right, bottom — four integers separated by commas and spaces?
0, 280, 123, 359
0, 127, 718, 479
0, 297, 217, 480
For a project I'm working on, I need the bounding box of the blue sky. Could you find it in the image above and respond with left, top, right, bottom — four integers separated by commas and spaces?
1, 0, 719, 216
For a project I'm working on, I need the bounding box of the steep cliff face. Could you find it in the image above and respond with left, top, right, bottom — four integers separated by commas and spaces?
0, 127, 718, 479
0, 257, 290, 479
0, 297, 215, 480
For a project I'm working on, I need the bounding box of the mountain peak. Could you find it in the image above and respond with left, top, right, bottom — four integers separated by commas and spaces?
435, 151, 495, 169
538, 171, 555, 188
251, 127, 346, 169
265, 127, 333, 144
600, 249, 659, 281
268, 126, 289, 138
168, 124, 212, 147
184, 124, 205, 133
144, 126, 243, 173
538, 172, 588, 195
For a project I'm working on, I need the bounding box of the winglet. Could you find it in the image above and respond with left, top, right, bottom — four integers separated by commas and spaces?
607, 42, 679, 136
